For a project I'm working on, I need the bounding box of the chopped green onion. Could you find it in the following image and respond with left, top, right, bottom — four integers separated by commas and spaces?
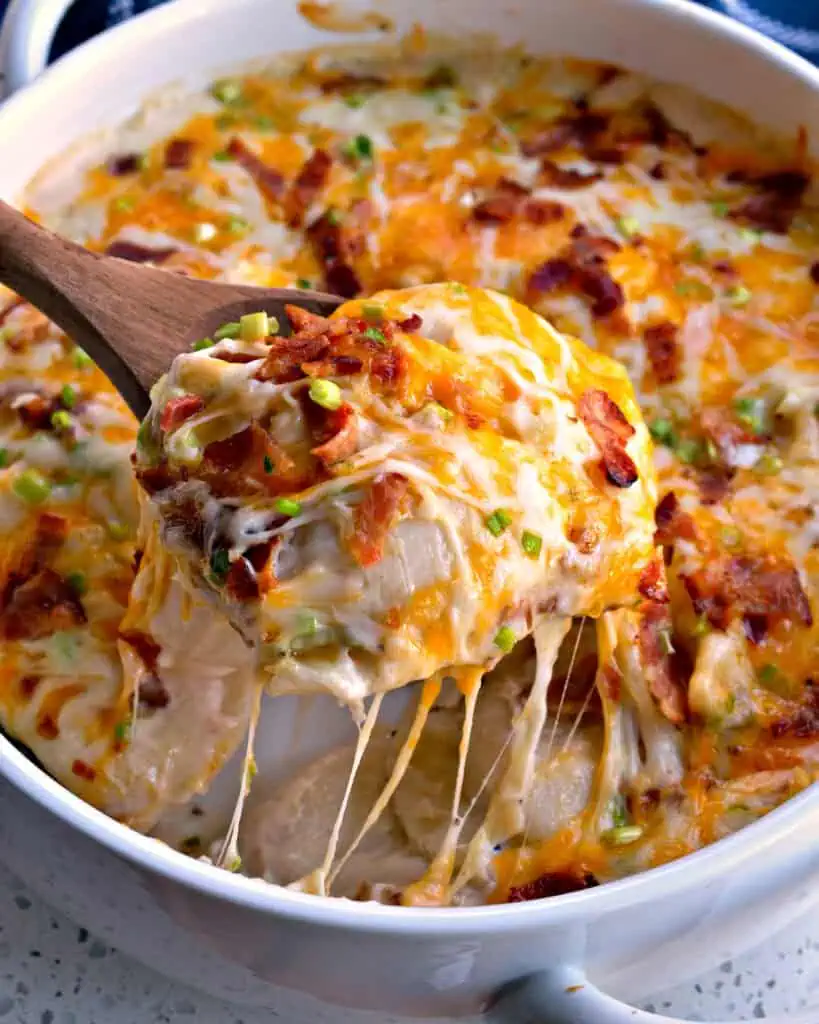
704, 438, 720, 463
228, 854, 243, 873
674, 281, 695, 296
297, 613, 319, 636
427, 401, 453, 423
325, 207, 343, 227
113, 195, 135, 213
610, 796, 629, 829
690, 242, 706, 262
601, 824, 644, 847
215, 113, 237, 131
192, 337, 215, 351
226, 215, 250, 234
721, 526, 741, 547
296, 278, 313, 290
254, 115, 276, 130
521, 530, 543, 558
494, 626, 517, 653
711, 200, 729, 217
211, 78, 244, 105
50, 410, 73, 431
344, 94, 365, 109
755, 451, 783, 475
67, 572, 87, 596
239, 311, 270, 341
179, 835, 202, 855
733, 396, 768, 436
692, 615, 710, 637
13, 469, 51, 505
675, 438, 704, 464
212, 149, 233, 162
107, 521, 130, 541
486, 508, 512, 537
758, 663, 779, 685
210, 548, 230, 579
60, 384, 77, 409
361, 303, 383, 323
342, 134, 374, 162
274, 497, 302, 517
214, 321, 242, 340
0, 449, 9, 469
193, 222, 218, 243
309, 378, 343, 411
72, 347, 94, 370
363, 326, 385, 344
263, 455, 274, 475
726, 284, 752, 307
114, 720, 131, 743
740, 227, 762, 243
649, 418, 676, 446
615, 215, 640, 239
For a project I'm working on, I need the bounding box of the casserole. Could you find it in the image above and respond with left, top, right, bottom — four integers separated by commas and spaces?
1, 0, 819, 1019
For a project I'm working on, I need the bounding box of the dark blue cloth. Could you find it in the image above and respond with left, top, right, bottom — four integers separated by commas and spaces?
0, 0, 817, 66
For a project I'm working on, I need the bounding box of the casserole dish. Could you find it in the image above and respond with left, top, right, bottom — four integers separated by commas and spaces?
1, 0, 819, 1019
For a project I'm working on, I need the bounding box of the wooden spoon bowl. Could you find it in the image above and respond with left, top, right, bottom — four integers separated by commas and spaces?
0, 199, 341, 417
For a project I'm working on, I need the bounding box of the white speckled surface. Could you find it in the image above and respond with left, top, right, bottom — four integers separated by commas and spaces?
0, 856, 816, 1023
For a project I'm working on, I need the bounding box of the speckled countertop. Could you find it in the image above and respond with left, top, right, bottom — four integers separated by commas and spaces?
0, 855, 817, 1023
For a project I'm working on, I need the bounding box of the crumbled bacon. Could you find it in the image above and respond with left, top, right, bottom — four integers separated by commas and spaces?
654, 492, 698, 548
520, 123, 575, 157
325, 263, 362, 298
105, 240, 178, 264
306, 199, 369, 298
577, 388, 638, 488
638, 557, 669, 603
225, 558, 260, 601
160, 394, 204, 432
729, 168, 809, 234
524, 199, 566, 225
697, 465, 734, 506
1, 568, 86, 641
349, 473, 409, 567
528, 230, 624, 320
201, 423, 302, 497
810, 262, 819, 285
134, 462, 176, 496
638, 600, 687, 725
398, 313, 423, 333
310, 403, 359, 466
319, 73, 385, 94
643, 321, 680, 385
226, 136, 285, 203
119, 629, 161, 673
682, 554, 813, 631
472, 177, 565, 225
508, 871, 598, 902
539, 159, 603, 189
107, 153, 143, 176
139, 675, 170, 710
15, 391, 59, 431
164, 138, 195, 170
72, 759, 97, 781
284, 149, 333, 228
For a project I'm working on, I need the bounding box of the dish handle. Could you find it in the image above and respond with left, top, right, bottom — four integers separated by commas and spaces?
492, 965, 818, 1023
0, 0, 75, 98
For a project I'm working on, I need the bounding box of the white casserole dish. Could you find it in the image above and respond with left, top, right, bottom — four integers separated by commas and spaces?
1, 0, 819, 1020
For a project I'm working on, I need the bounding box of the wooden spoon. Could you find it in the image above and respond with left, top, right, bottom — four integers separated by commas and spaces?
0, 199, 342, 418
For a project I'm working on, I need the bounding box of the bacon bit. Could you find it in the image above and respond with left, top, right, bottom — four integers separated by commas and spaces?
729, 168, 809, 233
20, 676, 40, 699
528, 231, 624, 320
311, 403, 359, 466
586, 145, 626, 165
638, 601, 687, 725
649, 161, 667, 180
577, 388, 638, 488
105, 240, 178, 264
107, 153, 142, 175
810, 262, 819, 285
566, 521, 600, 554
226, 136, 285, 203
1, 568, 86, 641
71, 759, 96, 781
164, 138, 195, 170
120, 630, 161, 673
638, 557, 669, 603
202, 423, 300, 497
682, 555, 813, 631
256, 330, 331, 384
701, 408, 763, 463
539, 159, 603, 189
319, 73, 385, 94
399, 313, 423, 333
524, 199, 566, 225
225, 557, 259, 601
743, 614, 768, 646
643, 321, 680, 385
697, 465, 734, 506
370, 346, 407, 386
139, 675, 170, 710
160, 394, 204, 432
770, 683, 819, 739
508, 871, 598, 902
349, 473, 409, 567
15, 391, 59, 431
306, 200, 368, 297
135, 462, 176, 495
654, 492, 698, 547
284, 149, 332, 228
37, 714, 59, 740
